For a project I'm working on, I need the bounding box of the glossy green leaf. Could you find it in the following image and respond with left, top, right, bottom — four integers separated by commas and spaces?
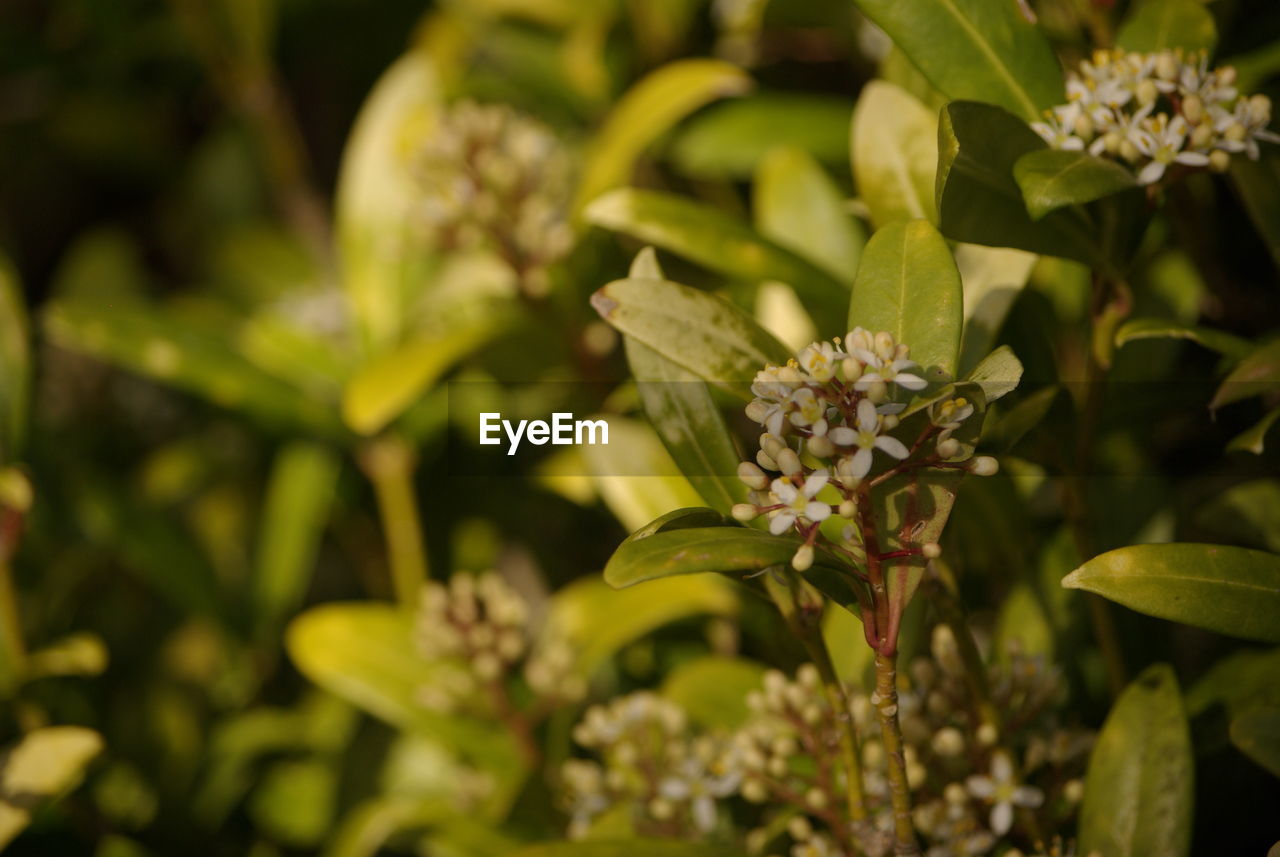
1079, 664, 1193, 857
823, 603, 874, 689
576, 59, 753, 213
1014, 149, 1138, 220
1063, 543, 1280, 643
342, 317, 505, 436
42, 300, 341, 437
848, 220, 962, 379
286, 603, 524, 772
507, 841, 745, 857
1230, 149, 1280, 273
604, 525, 802, 587
545, 575, 738, 676
661, 656, 767, 729
964, 345, 1023, 401
335, 49, 440, 349
253, 442, 341, 633
955, 243, 1037, 373
0, 726, 103, 850
755, 147, 865, 285
872, 467, 966, 611
0, 256, 28, 465
586, 188, 848, 321
1116, 318, 1252, 359
1211, 339, 1280, 410
625, 338, 748, 514
937, 102, 1101, 265
851, 81, 938, 228
591, 275, 791, 396
26, 633, 109, 680
1231, 706, 1280, 777
852, 0, 1062, 122
1116, 0, 1217, 54
1228, 406, 1280, 454
579, 417, 707, 532
667, 93, 854, 180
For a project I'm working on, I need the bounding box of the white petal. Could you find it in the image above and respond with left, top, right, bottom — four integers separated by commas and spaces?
965, 775, 995, 799
812, 418, 828, 437
660, 778, 690, 800
1176, 151, 1210, 166
766, 410, 785, 436
829, 426, 857, 445
1013, 785, 1044, 808
990, 801, 1013, 836
851, 448, 873, 479
1062, 136, 1085, 151
894, 372, 928, 391
693, 796, 717, 833
1137, 159, 1167, 185
802, 470, 829, 496
805, 501, 831, 522
874, 435, 910, 460
773, 481, 798, 503
876, 402, 906, 415
991, 751, 1013, 783
857, 399, 878, 432
769, 512, 796, 535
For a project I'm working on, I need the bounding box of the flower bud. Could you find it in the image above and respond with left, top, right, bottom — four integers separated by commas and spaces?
776, 448, 803, 476
742, 779, 769, 803
1064, 778, 1085, 803
738, 461, 769, 490
838, 499, 857, 519
969, 456, 999, 476
841, 356, 864, 381
805, 787, 829, 810
936, 437, 960, 458
760, 433, 786, 458
791, 544, 814, 572
756, 450, 778, 471
807, 435, 834, 458
1251, 94, 1272, 124
922, 542, 942, 559
1209, 149, 1231, 172
732, 503, 758, 522
932, 726, 965, 757
1136, 79, 1159, 106
787, 816, 813, 841
1119, 139, 1140, 162
1156, 51, 1179, 81
976, 722, 999, 746
1182, 94, 1204, 124
1218, 65, 1237, 86
881, 414, 900, 430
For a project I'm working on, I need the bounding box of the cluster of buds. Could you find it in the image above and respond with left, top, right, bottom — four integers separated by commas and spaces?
414, 101, 575, 297
1032, 48, 1279, 184
563, 693, 742, 838
413, 572, 583, 712
731, 329, 997, 571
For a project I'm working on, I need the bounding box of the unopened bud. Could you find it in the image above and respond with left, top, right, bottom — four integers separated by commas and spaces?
969, 456, 999, 476
1156, 51, 1179, 81
838, 499, 856, 519
1182, 94, 1203, 124
1136, 79, 1159, 106
1209, 149, 1231, 172
936, 437, 960, 458
791, 544, 814, 572
732, 503, 758, 522
922, 542, 942, 559
805, 787, 829, 810
776, 448, 803, 476
738, 461, 769, 490
976, 722, 999, 746
807, 435, 834, 458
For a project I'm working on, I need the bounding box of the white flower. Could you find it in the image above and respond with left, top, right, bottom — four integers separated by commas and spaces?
858, 357, 927, 392
828, 399, 910, 478
768, 472, 831, 534
1031, 109, 1086, 151
844, 326, 880, 367
965, 750, 1044, 836
789, 388, 829, 436
1133, 114, 1209, 184
657, 756, 741, 833
798, 341, 843, 382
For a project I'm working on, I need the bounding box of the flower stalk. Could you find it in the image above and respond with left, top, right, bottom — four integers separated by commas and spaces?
360, 435, 430, 603
874, 651, 920, 857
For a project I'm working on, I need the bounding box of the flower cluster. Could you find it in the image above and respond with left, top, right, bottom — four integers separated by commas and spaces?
1032, 48, 1279, 185
563, 693, 742, 839
731, 329, 996, 571
413, 572, 584, 712
414, 101, 574, 297
559, 628, 1092, 857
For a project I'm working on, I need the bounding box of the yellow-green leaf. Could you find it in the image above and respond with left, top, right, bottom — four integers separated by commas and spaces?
851, 81, 938, 228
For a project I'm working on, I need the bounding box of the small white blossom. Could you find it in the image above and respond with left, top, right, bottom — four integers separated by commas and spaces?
768, 472, 831, 534
829, 399, 910, 478
965, 750, 1044, 836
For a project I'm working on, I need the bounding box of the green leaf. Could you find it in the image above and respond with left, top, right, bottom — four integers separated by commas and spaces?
1196, 479, 1280, 554
937, 102, 1101, 265
1211, 339, 1280, 410
661, 656, 767, 729
625, 338, 749, 514
1116, 318, 1253, 359
964, 345, 1023, 401
545, 575, 739, 676
852, 0, 1062, 122
1079, 664, 1193, 857
42, 299, 342, 437
823, 604, 874, 689
994, 584, 1054, 660
1230, 148, 1280, 273
851, 81, 938, 228
1116, 0, 1218, 54
986, 384, 1059, 451
955, 243, 1037, 373
755, 147, 865, 285
1228, 406, 1280, 455
0, 726, 103, 850
1014, 149, 1138, 220
579, 417, 708, 532
576, 59, 753, 214
1230, 706, 1280, 778
1062, 543, 1280, 643
0, 255, 29, 465
506, 841, 745, 857
253, 442, 341, 634
342, 317, 505, 436
667, 93, 855, 180
847, 220, 963, 380
586, 188, 848, 322
335, 48, 440, 349
1186, 646, 1280, 718
248, 759, 337, 848
591, 275, 791, 397
285, 603, 524, 775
